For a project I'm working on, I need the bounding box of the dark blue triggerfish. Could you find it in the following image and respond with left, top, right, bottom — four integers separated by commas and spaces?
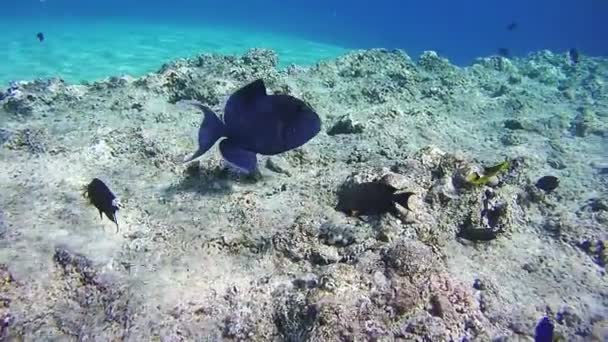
534, 316, 554, 342
183, 79, 322, 173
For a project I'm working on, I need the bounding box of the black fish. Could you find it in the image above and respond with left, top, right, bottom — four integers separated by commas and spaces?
568, 48, 580, 65
506, 21, 518, 31
83, 178, 120, 230
535, 175, 559, 193
457, 227, 500, 242
534, 316, 554, 342
457, 214, 502, 242
498, 48, 511, 58
36, 32, 44, 42
182, 79, 321, 173
336, 182, 414, 216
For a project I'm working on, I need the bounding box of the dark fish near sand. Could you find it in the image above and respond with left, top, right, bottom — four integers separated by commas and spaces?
36, 32, 44, 42
534, 316, 554, 342
183, 79, 321, 173
83, 178, 120, 230
457, 226, 500, 242
569, 48, 580, 65
336, 182, 414, 216
535, 175, 559, 193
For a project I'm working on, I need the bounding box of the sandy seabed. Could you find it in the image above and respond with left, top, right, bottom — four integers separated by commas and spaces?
0, 48, 607, 341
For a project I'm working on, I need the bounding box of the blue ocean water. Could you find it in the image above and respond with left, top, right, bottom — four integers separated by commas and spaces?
1, 0, 607, 84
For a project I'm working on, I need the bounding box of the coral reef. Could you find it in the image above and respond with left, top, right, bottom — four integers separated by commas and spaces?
0, 48, 607, 340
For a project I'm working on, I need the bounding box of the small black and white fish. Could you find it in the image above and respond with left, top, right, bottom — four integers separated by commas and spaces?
568, 48, 580, 65
182, 78, 321, 173
535, 175, 559, 193
36, 32, 44, 42
83, 178, 120, 230
336, 182, 414, 216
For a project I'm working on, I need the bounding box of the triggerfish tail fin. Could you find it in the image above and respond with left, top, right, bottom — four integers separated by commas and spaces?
182, 102, 226, 163
534, 316, 554, 342
219, 139, 258, 173
392, 192, 415, 211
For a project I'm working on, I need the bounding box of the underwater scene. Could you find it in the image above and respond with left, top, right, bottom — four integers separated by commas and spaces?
0, 0, 607, 341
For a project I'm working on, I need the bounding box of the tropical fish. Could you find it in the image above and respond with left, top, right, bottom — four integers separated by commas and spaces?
534, 316, 554, 342
568, 48, 580, 65
83, 178, 120, 231
336, 182, 414, 216
506, 21, 518, 31
457, 226, 500, 242
36, 32, 44, 42
535, 175, 559, 193
183, 79, 321, 173
466, 160, 510, 186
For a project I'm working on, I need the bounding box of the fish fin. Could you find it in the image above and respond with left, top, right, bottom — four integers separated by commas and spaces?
219, 139, 258, 173
224, 79, 267, 121
105, 211, 118, 226
392, 192, 415, 210
183, 104, 225, 163
230, 79, 267, 106
113, 214, 119, 232
99, 209, 103, 220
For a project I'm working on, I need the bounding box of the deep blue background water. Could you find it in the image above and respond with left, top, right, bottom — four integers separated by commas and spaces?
3, 0, 608, 65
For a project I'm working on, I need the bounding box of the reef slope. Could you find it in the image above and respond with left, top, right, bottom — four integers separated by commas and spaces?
0, 48, 607, 341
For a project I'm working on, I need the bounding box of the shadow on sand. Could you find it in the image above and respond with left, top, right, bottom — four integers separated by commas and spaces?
162, 162, 262, 198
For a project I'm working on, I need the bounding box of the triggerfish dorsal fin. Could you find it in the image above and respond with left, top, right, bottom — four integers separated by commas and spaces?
224, 79, 267, 124
182, 102, 226, 163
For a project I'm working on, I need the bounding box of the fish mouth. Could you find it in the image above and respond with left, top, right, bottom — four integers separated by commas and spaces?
112, 198, 123, 209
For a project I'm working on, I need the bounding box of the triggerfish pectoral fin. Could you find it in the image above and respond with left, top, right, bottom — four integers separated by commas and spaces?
183, 103, 226, 163
219, 139, 258, 173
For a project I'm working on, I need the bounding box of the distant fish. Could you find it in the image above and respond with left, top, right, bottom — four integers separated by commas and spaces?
466, 160, 510, 186
457, 223, 502, 242
535, 175, 559, 193
336, 182, 414, 216
568, 48, 580, 65
83, 178, 120, 231
534, 316, 554, 342
498, 48, 511, 58
36, 32, 44, 42
182, 79, 321, 173
506, 21, 518, 31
